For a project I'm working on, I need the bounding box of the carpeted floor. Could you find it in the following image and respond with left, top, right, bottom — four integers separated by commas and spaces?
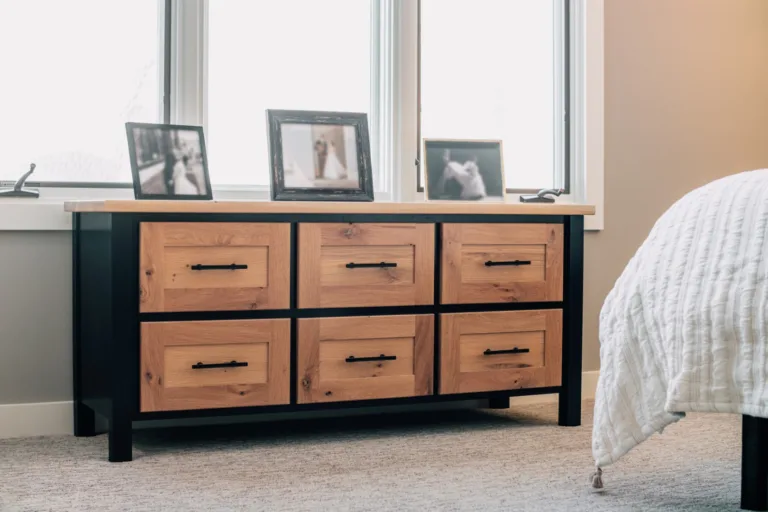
0, 400, 743, 511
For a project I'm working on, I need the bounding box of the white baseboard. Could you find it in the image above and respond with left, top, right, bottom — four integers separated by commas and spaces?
0, 401, 73, 439
0, 371, 600, 439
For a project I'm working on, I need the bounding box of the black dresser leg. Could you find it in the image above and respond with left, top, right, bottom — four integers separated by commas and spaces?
742, 414, 768, 511
558, 386, 581, 426
73, 402, 97, 437
487, 394, 509, 409
559, 215, 584, 427
108, 417, 133, 462
107, 215, 137, 463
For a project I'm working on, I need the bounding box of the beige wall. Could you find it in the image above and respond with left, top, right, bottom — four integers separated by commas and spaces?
582, 0, 768, 370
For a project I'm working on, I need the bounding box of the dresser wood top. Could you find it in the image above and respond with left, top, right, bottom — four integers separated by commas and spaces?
64, 200, 595, 216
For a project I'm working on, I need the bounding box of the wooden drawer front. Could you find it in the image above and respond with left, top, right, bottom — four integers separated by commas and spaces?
439, 310, 562, 394
441, 223, 563, 304
140, 319, 290, 412
140, 222, 290, 312
297, 315, 434, 403
298, 223, 435, 308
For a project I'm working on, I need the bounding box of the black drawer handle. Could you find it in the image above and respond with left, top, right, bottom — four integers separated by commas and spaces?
484, 348, 530, 356
191, 360, 249, 370
345, 354, 397, 363
485, 260, 531, 267
190, 263, 248, 271
345, 262, 398, 269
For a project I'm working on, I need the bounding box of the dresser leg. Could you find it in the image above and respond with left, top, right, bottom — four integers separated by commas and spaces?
487, 394, 509, 409
558, 385, 581, 426
108, 417, 133, 462
560, 215, 584, 427
742, 415, 768, 511
74, 402, 97, 437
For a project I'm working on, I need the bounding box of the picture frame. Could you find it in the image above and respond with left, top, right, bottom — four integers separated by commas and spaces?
422, 139, 506, 202
267, 110, 374, 201
126, 122, 212, 200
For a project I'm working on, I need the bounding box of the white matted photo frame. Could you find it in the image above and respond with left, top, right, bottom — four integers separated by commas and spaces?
423, 139, 506, 202
126, 122, 212, 200
267, 110, 374, 201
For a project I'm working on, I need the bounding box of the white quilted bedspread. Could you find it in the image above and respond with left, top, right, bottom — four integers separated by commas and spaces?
593, 170, 768, 468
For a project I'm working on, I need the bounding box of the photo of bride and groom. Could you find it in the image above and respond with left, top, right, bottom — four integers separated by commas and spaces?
268, 109, 374, 202
127, 123, 211, 200
281, 124, 360, 190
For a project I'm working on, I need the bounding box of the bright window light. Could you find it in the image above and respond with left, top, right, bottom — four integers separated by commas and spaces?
207, 0, 371, 187
420, 0, 558, 190
0, 0, 162, 183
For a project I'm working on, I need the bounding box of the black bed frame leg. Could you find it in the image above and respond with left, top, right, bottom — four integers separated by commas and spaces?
742, 414, 768, 511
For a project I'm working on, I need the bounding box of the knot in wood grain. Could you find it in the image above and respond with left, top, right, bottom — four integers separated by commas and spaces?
301, 377, 311, 389
342, 225, 360, 238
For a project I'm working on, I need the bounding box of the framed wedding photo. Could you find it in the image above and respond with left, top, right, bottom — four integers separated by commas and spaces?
267, 110, 374, 201
423, 139, 506, 202
126, 122, 212, 200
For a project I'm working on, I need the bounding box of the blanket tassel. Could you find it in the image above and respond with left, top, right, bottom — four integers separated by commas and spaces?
590, 466, 604, 490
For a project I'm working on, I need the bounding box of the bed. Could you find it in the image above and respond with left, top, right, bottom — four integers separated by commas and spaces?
592, 170, 768, 511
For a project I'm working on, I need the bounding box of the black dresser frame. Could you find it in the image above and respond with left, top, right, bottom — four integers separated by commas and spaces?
72, 212, 585, 463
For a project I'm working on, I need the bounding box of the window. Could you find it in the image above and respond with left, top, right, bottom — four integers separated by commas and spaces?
419, 0, 566, 192
0, 0, 163, 185
207, 1, 372, 188
1, 0, 573, 200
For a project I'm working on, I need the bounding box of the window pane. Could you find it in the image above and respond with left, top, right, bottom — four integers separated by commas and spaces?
207, 0, 371, 187
421, 0, 557, 190
0, 0, 162, 183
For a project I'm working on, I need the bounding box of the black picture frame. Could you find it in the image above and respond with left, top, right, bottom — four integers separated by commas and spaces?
423, 139, 506, 202
267, 110, 374, 202
125, 122, 213, 201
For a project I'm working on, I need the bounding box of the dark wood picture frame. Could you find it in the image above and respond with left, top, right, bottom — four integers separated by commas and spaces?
267, 110, 374, 202
126, 122, 213, 201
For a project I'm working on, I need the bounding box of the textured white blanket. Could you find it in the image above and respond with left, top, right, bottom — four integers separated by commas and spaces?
593, 169, 768, 470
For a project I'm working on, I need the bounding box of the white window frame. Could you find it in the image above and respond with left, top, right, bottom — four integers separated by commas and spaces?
0, 0, 603, 231
572, 0, 604, 231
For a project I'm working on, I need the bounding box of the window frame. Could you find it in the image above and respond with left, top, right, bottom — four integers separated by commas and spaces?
415, 0, 570, 195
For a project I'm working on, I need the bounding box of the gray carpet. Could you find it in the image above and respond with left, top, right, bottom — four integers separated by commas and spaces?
0, 400, 743, 511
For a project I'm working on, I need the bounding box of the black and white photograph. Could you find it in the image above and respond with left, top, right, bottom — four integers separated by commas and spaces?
423, 139, 505, 202
267, 110, 374, 201
125, 122, 212, 200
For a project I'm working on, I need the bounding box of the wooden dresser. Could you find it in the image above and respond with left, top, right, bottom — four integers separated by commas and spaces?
66, 200, 595, 462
